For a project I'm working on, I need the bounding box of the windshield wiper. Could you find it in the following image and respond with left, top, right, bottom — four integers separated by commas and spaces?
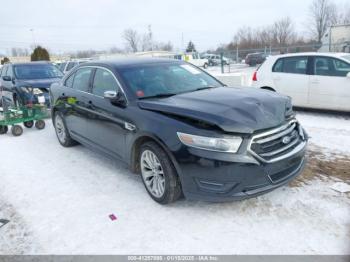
138, 93, 178, 100
193, 86, 219, 92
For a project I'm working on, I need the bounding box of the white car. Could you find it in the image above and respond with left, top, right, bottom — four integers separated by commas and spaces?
252, 52, 350, 112
174, 53, 209, 68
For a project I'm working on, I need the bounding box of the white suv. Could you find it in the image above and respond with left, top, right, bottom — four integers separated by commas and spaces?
252, 52, 350, 112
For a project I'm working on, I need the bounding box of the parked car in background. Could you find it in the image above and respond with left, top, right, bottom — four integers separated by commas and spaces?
59, 60, 88, 74
0, 61, 63, 108
174, 53, 209, 68
202, 54, 230, 66
245, 53, 267, 66
252, 52, 350, 112
50, 58, 308, 204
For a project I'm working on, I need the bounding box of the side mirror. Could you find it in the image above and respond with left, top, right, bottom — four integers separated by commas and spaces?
2, 76, 11, 81
104, 90, 126, 107
347, 72, 350, 78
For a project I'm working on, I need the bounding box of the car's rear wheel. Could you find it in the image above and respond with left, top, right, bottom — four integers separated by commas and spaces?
54, 112, 77, 147
140, 142, 182, 204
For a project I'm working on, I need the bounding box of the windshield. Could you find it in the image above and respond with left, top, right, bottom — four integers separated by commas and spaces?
14, 64, 64, 80
342, 55, 350, 63
119, 62, 223, 99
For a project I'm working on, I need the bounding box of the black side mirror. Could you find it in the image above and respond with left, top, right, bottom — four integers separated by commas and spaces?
103, 90, 126, 107
2, 76, 11, 81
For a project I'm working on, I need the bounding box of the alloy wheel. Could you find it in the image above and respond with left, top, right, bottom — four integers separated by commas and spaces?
140, 150, 165, 198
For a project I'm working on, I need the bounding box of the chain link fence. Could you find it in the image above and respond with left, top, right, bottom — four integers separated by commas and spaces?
206, 42, 350, 73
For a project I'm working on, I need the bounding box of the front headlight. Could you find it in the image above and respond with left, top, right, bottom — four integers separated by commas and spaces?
177, 132, 242, 153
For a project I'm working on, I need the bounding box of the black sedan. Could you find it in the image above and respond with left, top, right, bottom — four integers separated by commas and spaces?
0, 61, 63, 109
50, 58, 308, 204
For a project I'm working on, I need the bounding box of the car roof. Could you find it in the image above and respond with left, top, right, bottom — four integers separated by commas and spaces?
9, 61, 52, 66
81, 57, 183, 69
271, 52, 350, 59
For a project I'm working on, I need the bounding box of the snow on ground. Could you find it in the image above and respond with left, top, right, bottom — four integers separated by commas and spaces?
0, 111, 349, 255
296, 111, 350, 156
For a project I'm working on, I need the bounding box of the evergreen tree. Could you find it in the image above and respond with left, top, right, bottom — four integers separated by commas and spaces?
1, 57, 10, 65
186, 41, 196, 52
30, 46, 50, 61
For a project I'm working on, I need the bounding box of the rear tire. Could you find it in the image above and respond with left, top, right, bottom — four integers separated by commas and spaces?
0, 126, 8, 135
24, 120, 34, 128
11, 125, 23, 136
139, 141, 182, 204
54, 111, 77, 147
35, 120, 45, 130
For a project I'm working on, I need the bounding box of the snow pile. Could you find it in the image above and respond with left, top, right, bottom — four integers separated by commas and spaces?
0, 112, 349, 254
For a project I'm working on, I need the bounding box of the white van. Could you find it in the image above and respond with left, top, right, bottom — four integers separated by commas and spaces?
174, 53, 209, 68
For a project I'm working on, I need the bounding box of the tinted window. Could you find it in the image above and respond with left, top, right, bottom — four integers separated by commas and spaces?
314, 57, 350, 77
119, 62, 222, 98
273, 57, 308, 75
92, 68, 118, 97
72, 68, 92, 92
13, 64, 63, 79
272, 59, 283, 72
65, 73, 75, 88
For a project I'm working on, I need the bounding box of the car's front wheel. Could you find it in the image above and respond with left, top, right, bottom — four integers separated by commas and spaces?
54, 111, 77, 147
140, 142, 182, 204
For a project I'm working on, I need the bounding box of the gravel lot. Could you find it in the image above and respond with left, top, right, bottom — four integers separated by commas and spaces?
0, 110, 349, 255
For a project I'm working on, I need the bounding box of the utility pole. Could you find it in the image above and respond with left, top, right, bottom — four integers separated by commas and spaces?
30, 29, 36, 48
181, 33, 184, 53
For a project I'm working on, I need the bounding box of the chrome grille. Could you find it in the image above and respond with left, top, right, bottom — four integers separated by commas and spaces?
249, 120, 306, 163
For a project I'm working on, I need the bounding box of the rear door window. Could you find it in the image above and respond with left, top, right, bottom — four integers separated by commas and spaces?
72, 68, 93, 92
273, 57, 308, 75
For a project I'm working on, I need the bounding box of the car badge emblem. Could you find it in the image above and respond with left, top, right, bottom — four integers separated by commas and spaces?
282, 136, 291, 144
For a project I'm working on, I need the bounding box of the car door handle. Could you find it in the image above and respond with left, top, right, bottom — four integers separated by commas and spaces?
273, 77, 281, 81
311, 80, 320, 84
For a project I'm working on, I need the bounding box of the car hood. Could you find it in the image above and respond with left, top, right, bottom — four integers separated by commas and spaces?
16, 78, 61, 89
138, 87, 293, 134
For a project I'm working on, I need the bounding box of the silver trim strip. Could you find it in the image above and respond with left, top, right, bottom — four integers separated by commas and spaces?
248, 120, 306, 163
64, 65, 129, 105
255, 123, 296, 144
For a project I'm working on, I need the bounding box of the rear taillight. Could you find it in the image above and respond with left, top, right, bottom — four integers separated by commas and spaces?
252, 71, 258, 81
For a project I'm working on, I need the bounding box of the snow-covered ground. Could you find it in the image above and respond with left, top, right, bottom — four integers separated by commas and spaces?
0, 111, 349, 255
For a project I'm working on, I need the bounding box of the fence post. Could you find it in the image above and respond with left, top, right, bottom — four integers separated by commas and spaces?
220, 52, 224, 74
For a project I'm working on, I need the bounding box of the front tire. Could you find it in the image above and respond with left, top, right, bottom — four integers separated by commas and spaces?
203, 63, 208, 69
54, 111, 77, 147
140, 142, 182, 204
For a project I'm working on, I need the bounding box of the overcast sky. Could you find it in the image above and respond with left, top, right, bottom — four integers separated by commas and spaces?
0, 0, 348, 55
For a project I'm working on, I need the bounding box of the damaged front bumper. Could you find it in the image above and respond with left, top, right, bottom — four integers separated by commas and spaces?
174, 121, 308, 202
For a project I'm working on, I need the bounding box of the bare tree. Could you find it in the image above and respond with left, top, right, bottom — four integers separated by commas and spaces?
122, 29, 139, 52
330, 4, 350, 25
308, 0, 337, 42
272, 17, 296, 46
